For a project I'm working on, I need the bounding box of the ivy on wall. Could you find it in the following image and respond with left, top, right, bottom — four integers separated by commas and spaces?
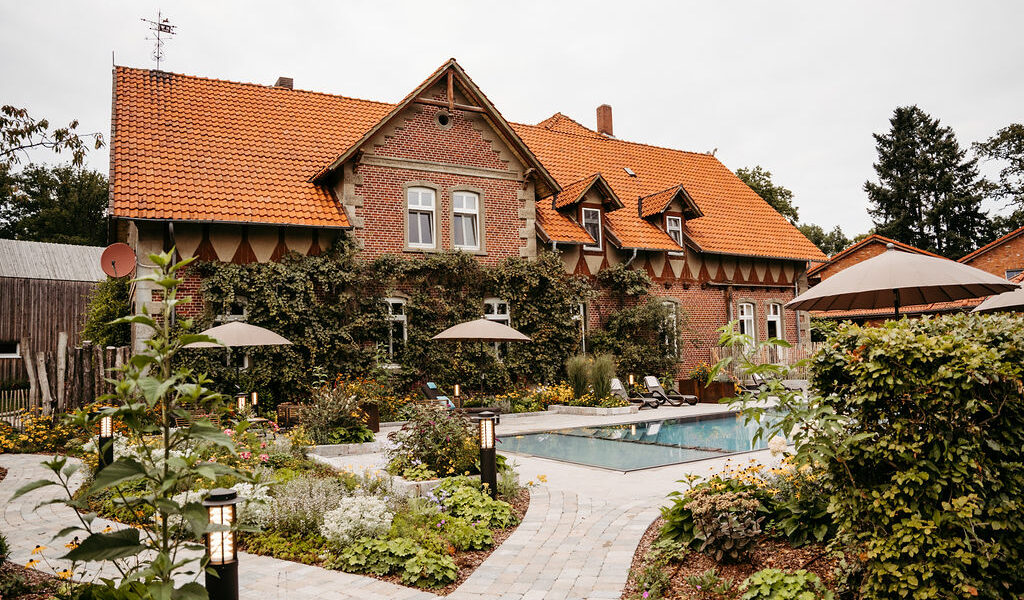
176, 242, 680, 405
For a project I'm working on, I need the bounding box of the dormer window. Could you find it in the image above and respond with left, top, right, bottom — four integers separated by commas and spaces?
665, 216, 683, 246
582, 207, 602, 251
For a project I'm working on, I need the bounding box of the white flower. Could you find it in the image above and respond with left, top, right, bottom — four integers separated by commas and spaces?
319, 496, 393, 547
768, 436, 788, 456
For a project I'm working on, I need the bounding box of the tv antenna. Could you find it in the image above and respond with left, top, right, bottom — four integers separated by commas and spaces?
141, 10, 176, 71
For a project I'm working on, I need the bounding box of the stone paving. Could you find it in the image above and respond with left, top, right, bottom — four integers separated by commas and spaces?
1, 403, 772, 599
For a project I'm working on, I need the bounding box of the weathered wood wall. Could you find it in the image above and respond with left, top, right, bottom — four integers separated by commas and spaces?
0, 276, 99, 382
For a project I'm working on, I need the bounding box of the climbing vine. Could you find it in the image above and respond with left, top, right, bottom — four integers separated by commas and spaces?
176, 242, 680, 405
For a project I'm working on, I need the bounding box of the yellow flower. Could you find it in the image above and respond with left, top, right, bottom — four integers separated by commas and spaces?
537, 474, 547, 483
102, 526, 113, 533
25, 559, 40, 568
31, 545, 45, 555
57, 569, 73, 580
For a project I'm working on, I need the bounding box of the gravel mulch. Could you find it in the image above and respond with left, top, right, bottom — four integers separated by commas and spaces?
0, 561, 60, 600
0, 465, 7, 483
621, 517, 837, 599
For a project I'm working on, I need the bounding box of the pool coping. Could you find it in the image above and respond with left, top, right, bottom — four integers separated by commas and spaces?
497, 410, 774, 473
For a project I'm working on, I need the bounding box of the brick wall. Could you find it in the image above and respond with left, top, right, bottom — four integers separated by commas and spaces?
812, 240, 888, 281
961, 232, 1024, 278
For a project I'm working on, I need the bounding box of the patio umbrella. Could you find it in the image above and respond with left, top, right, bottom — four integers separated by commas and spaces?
432, 319, 531, 395
431, 318, 532, 342
787, 245, 1018, 317
972, 287, 1024, 313
182, 321, 293, 348
183, 322, 293, 395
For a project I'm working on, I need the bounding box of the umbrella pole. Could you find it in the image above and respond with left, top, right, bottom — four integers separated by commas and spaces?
893, 288, 901, 319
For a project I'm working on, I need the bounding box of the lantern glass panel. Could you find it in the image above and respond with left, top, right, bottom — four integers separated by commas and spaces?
479, 418, 494, 449
207, 505, 235, 564
99, 415, 113, 437
236, 394, 247, 412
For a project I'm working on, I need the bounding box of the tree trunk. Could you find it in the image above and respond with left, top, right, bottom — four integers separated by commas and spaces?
21, 337, 38, 409
36, 352, 52, 416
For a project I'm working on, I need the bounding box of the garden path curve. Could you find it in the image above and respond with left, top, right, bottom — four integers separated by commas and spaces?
1, 454, 659, 600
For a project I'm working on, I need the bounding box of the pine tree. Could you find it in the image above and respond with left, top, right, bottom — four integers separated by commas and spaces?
865, 106, 989, 257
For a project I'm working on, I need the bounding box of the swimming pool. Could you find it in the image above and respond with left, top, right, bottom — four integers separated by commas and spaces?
499, 412, 779, 471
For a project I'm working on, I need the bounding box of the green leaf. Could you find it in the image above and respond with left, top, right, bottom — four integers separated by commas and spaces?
171, 582, 208, 600
63, 528, 146, 562
10, 479, 57, 501
87, 458, 148, 495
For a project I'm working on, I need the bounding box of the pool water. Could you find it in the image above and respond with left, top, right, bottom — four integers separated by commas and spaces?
499, 412, 780, 471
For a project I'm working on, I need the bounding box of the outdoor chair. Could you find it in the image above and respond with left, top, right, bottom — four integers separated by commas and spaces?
610, 377, 659, 409
643, 376, 698, 406
422, 382, 455, 409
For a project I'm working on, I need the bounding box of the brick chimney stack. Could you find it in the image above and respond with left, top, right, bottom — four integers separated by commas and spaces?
274, 77, 294, 89
596, 104, 613, 137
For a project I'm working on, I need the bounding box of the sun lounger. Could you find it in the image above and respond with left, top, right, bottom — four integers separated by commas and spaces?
643, 376, 698, 406
610, 377, 659, 409
422, 382, 456, 409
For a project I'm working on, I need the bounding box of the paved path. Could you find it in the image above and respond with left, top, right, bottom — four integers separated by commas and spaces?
1, 453, 659, 600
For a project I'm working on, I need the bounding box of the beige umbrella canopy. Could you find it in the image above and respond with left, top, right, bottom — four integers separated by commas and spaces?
972, 287, 1024, 313
431, 318, 531, 342
183, 322, 293, 348
788, 246, 1019, 317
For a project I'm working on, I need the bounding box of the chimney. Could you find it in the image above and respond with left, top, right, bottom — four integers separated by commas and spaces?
596, 104, 613, 136
274, 76, 294, 89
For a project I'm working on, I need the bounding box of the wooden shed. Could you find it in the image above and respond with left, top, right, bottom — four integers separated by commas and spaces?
0, 239, 106, 383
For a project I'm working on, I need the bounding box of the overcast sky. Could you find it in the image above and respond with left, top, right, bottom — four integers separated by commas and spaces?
3, 1, 1022, 235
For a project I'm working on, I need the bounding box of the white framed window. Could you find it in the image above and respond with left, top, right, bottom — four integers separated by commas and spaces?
215, 296, 247, 323
665, 216, 683, 246
484, 298, 510, 358
766, 303, 782, 340
581, 207, 602, 251
1006, 268, 1022, 280
385, 298, 407, 364
737, 302, 756, 339
662, 301, 678, 354
0, 340, 20, 359
452, 191, 480, 250
407, 187, 436, 249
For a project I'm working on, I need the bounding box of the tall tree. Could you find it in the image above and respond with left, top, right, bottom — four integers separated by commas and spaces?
797, 223, 852, 256
736, 165, 800, 223
0, 164, 109, 245
865, 105, 989, 257
975, 124, 1024, 241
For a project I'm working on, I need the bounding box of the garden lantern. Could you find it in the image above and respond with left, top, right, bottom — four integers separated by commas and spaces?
454, 384, 460, 399
97, 415, 113, 470
235, 393, 247, 413
628, 374, 635, 387
250, 391, 258, 410
203, 488, 239, 600
477, 411, 497, 499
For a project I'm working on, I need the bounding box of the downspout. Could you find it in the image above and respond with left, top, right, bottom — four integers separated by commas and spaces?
624, 248, 638, 266
794, 277, 802, 348
551, 241, 557, 252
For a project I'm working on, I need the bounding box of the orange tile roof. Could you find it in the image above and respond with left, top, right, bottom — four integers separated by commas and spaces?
552, 174, 602, 209
959, 225, 1024, 263
638, 184, 702, 219
111, 67, 393, 226
807, 234, 942, 276
536, 203, 594, 245
511, 119, 826, 262
604, 210, 684, 251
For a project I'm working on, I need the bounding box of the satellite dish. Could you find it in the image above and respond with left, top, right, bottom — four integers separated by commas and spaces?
101, 243, 137, 278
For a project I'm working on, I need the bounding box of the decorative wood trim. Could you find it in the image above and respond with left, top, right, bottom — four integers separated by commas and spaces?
358, 155, 521, 181
414, 97, 486, 113
231, 226, 257, 264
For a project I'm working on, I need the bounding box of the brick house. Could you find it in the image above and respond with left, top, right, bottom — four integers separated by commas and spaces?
108, 59, 826, 374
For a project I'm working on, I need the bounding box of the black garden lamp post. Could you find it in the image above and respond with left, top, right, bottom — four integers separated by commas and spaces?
97, 414, 114, 470
454, 384, 461, 408
477, 411, 497, 499
203, 488, 239, 600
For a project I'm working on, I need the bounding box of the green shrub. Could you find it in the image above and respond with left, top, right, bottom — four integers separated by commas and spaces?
740, 569, 833, 600
687, 488, 762, 563
565, 355, 590, 399
764, 463, 835, 547
334, 536, 420, 576
401, 548, 458, 588
811, 314, 1024, 599
299, 382, 375, 445
0, 531, 9, 560
590, 353, 615, 400
386, 404, 477, 478
267, 475, 345, 534
81, 275, 131, 347
589, 299, 682, 377
244, 531, 336, 565
435, 477, 517, 528
684, 568, 735, 598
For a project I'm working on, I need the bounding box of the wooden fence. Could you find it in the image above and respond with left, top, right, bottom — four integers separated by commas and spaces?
0, 388, 30, 428
16, 335, 130, 416
710, 342, 825, 379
